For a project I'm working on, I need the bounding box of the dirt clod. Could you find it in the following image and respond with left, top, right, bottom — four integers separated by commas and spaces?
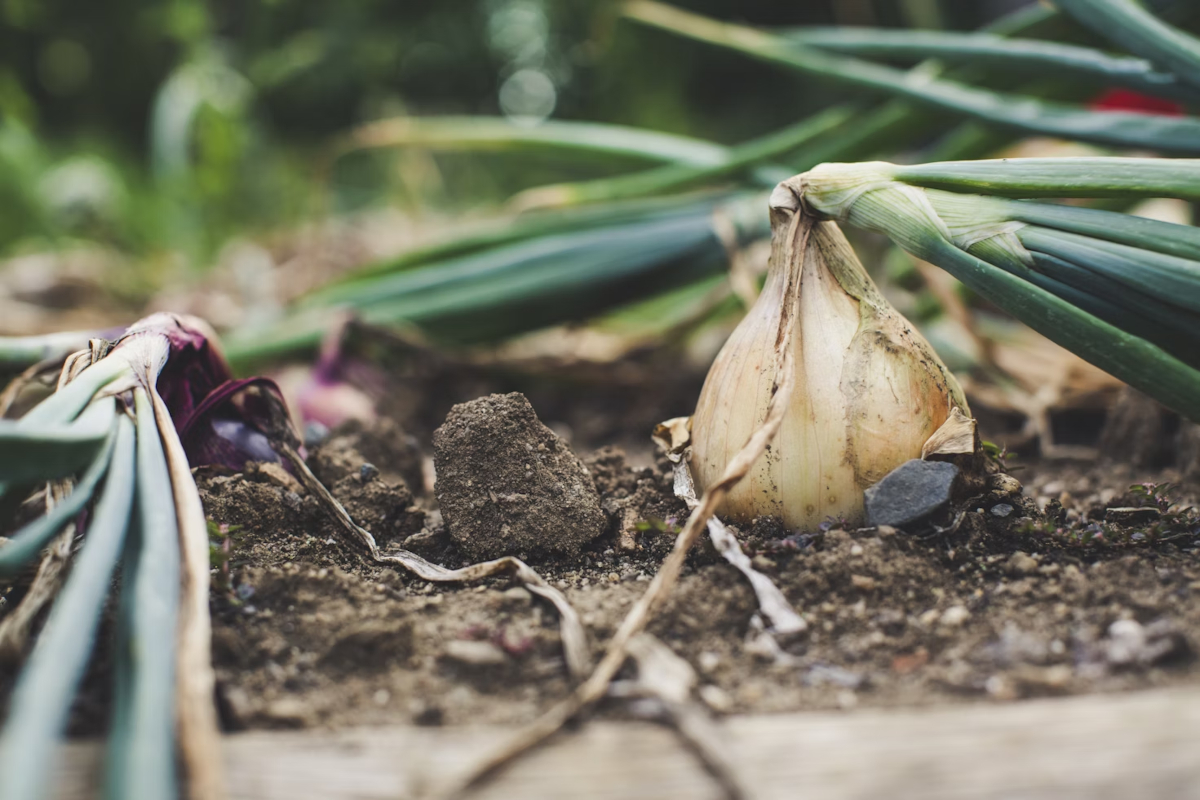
433, 393, 606, 561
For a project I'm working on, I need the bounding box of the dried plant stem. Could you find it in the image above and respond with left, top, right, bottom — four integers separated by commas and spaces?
150, 387, 226, 800
443, 211, 811, 799
623, 633, 748, 800
0, 360, 57, 417
280, 443, 593, 680
0, 524, 74, 661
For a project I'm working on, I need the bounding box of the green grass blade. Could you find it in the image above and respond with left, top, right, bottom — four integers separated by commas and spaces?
0, 414, 136, 800
1056, 0, 1200, 91
894, 158, 1200, 199
1018, 225, 1200, 315
781, 27, 1198, 102
0, 418, 118, 577
106, 389, 179, 800
339, 115, 728, 167
623, 2, 1200, 154
0, 400, 116, 483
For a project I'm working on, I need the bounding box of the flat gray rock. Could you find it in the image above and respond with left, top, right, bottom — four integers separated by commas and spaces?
864, 459, 958, 529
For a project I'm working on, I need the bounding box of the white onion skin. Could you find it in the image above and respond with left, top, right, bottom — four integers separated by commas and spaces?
690, 211, 966, 531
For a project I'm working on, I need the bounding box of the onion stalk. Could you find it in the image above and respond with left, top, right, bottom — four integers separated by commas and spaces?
795, 158, 1200, 423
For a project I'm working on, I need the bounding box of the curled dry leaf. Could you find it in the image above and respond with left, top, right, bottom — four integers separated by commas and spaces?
623, 634, 748, 800
651, 416, 692, 460
667, 450, 806, 636
921, 406, 979, 459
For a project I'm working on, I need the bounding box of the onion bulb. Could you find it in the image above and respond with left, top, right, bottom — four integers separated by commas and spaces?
690, 180, 968, 530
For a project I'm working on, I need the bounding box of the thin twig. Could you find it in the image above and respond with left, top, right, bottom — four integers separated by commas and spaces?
280, 443, 592, 680
621, 633, 749, 800
441, 211, 812, 799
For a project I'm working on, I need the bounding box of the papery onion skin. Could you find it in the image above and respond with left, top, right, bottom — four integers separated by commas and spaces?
690, 190, 967, 531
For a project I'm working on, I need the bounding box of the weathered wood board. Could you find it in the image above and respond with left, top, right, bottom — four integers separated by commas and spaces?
51, 687, 1200, 799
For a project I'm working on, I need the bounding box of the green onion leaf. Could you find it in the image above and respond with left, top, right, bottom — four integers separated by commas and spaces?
0, 400, 117, 483
105, 389, 179, 800
0, 420, 118, 577
0, 414, 136, 800
1056, 0, 1200, 91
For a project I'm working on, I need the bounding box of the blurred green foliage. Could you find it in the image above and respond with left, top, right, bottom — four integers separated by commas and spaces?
0, 0, 1024, 266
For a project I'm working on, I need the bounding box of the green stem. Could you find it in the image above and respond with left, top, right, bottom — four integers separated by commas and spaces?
1056, 0, 1200, 91
624, 1, 1200, 154
0, 414, 136, 800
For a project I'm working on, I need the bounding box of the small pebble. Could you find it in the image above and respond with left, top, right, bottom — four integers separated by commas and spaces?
985, 674, 1017, 701
939, 605, 971, 627
263, 698, 313, 726
990, 503, 1014, 518
699, 685, 733, 713
303, 421, 330, 446
1105, 619, 1146, 666
502, 586, 533, 605
850, 574, 877, 591
444, 640, 508, 666
373, 689, 391, 707
698, 651, 721, 674
989, 474, 1022, 495
1006, 552, 1039, 576
359, 463, 379, 482
864, 460, 959, 528
751, 555, 776, 572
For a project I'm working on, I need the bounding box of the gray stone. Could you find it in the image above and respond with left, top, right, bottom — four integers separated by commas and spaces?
990, 503, 1014, 518
864, 459, 959, 529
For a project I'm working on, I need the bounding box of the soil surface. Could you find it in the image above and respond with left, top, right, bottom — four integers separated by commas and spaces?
3, 362, 1200, 738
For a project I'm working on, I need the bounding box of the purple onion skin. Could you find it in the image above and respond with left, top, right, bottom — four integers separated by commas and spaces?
113, 314, 304, 471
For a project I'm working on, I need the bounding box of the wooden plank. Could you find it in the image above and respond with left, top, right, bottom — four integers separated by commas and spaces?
51, 687, 1200, 799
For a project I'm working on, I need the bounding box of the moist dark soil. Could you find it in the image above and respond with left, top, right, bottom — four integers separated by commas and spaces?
3, 363, 1200, 738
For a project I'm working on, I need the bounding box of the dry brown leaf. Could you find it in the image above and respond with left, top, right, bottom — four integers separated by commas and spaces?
922, 406, 978, 459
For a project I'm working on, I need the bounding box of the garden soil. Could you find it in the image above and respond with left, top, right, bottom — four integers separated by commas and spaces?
3, 362, 1200, 739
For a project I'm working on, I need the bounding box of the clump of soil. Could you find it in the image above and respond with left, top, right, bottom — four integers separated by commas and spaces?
432, 393, 606, 561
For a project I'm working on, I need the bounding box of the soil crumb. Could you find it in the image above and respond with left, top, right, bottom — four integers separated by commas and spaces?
432, 393, 606, 561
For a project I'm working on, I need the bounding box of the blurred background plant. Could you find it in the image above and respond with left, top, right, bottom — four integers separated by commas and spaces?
3, 0, 1199, 459
0, 0, 1025, 277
